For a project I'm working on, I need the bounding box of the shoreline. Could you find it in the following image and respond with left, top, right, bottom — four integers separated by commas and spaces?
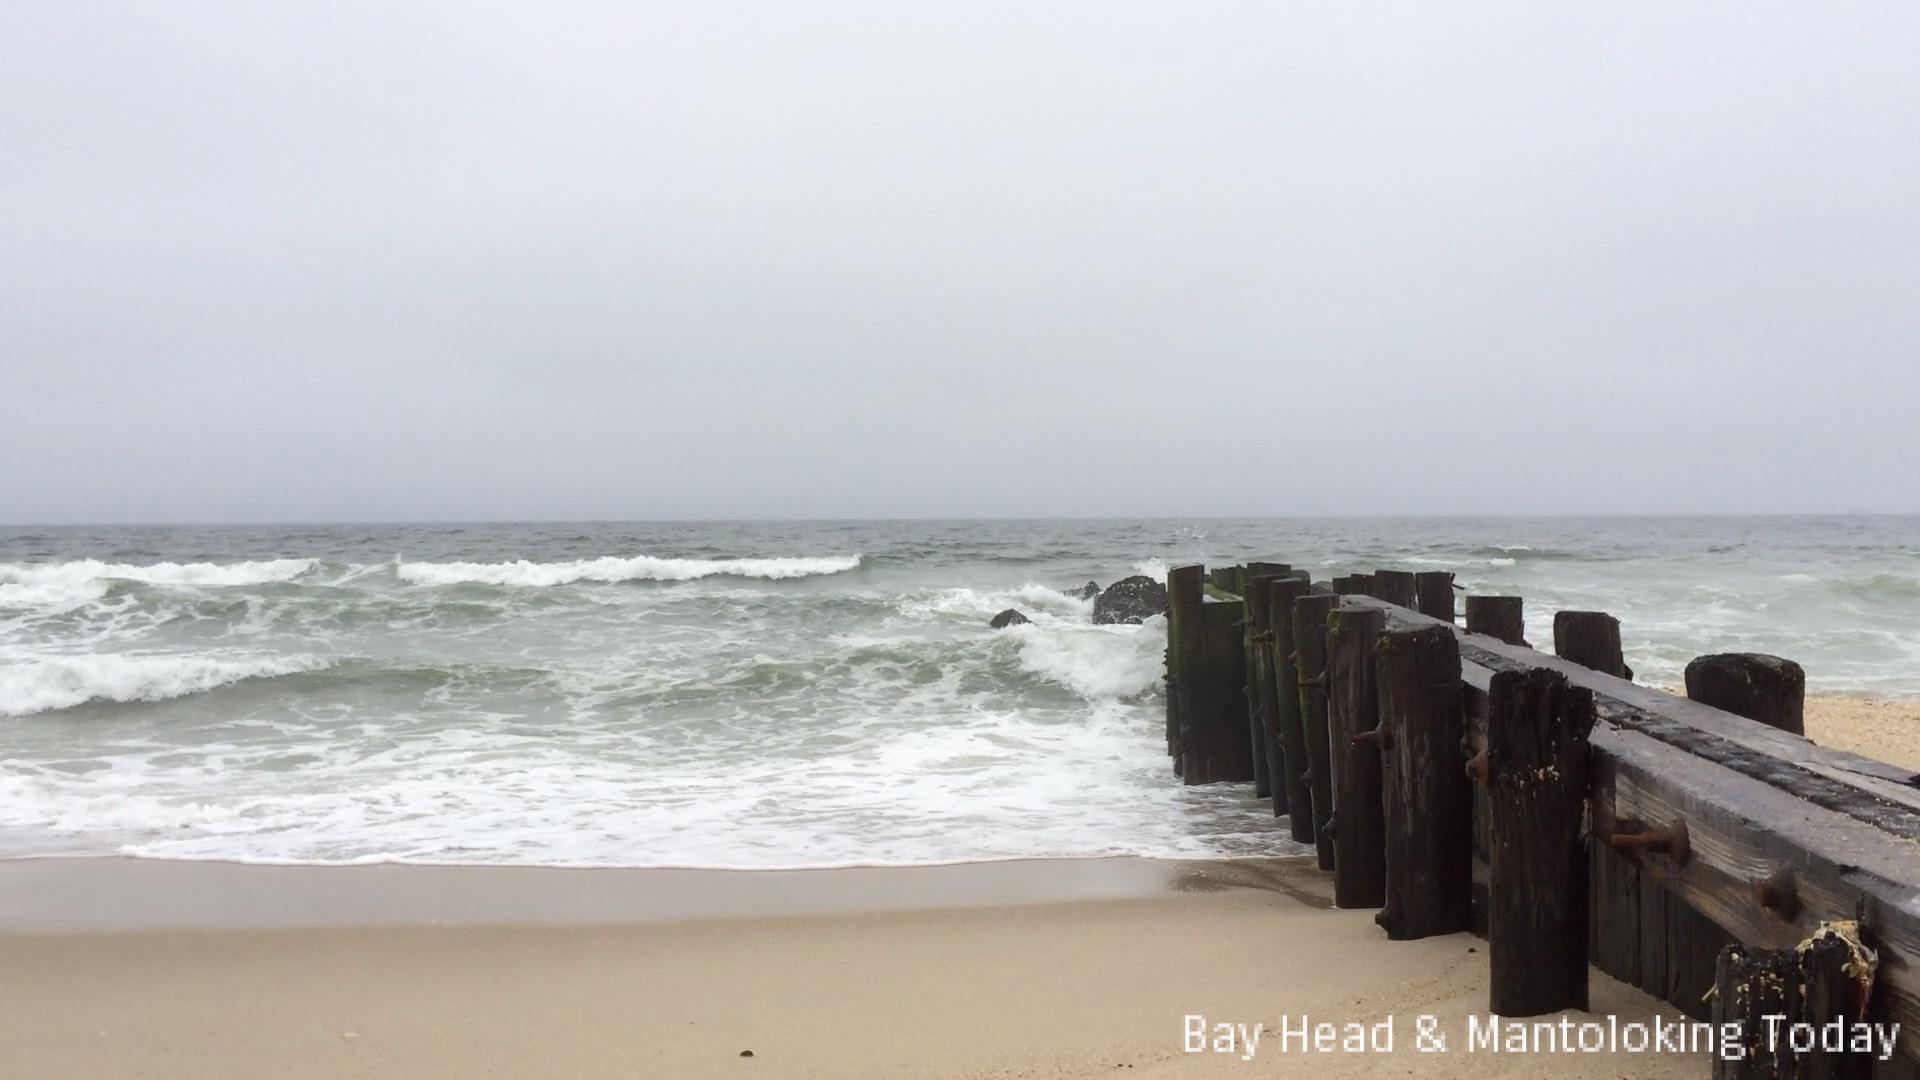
0, 853, 1324, 933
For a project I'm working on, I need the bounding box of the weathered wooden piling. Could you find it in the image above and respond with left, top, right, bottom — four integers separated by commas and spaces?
1292, 592, 1340, 870
1166, 565, 1254, 784
1325, 604, 1387, 909
1413, 571, 1455, 622
1371, 569, 1416, 608
1706, 923, 1879, 1079
1713, 943, 1798, 1079
1484, 667, 1594, 1014
1166, 564, 1201, 766
1465, 595, 1527, 645
1552, 610, 1630, 680
1373, 624, 1472, 940
1209, 565, 1245, 596
1267, 577, 1315, 833
1332, 574, 1374, 596
1686, 653, 1806, 737
1798, 924, 1878, 1080
1241, 569, 1290, 799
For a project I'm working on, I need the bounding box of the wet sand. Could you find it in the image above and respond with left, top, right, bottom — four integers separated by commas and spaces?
0, 854, 1300, 932
0, 856, 1703, 1080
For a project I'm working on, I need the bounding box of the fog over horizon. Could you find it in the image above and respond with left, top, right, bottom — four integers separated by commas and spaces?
5, 3, 1918, 524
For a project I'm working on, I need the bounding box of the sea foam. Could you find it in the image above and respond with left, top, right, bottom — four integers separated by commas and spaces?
0, 559, 316, 608
1009, 619, 1166, 700
396, 554, 862, 586
0, 652, 334, 717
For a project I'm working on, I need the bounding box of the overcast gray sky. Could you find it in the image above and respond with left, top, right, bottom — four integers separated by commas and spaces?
4, 3, 1917, 522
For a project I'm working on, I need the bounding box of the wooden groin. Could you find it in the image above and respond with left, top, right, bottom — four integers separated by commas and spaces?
1163, 562, 1920, 1077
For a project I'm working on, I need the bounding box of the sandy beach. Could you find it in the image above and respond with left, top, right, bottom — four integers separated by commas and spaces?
1806, 694, 1920, 769
0, 857, 1702, 1080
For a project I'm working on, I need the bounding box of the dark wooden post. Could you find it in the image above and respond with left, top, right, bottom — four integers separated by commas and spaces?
1553, 610, 1630, 680
1192, 598, 1252, 784
1267, 577, 1315, 835
1326, 604, 1387, 909
1371, 569, 1416, 608
1332, 574, 1373, 596
1292, 593, 1339, 870
1166, 564, 1203, 769
1242, 573, 1280, 799
1685, 653, 1806, 737
1374, 625, 1473, 940
1798, 925, 1878, 1080
1414, 571, 1456, 622
1485, 667, 1595, 1015
1209, 565, 1245, 596
1712, 944, 1797, 1080
1167, 564, 1253, 785
1465, 596, 1527, 646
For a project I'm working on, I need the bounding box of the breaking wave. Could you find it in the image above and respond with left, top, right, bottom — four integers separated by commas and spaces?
0, 652, 335, 717
0, 559, 316, 608
1007, 619, 1166, 700
396, 554, 863, 587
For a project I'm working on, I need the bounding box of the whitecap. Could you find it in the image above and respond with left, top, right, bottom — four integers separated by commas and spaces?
396, 554, 862, 587
0, 652, 335, 717
0, 560, 316, 609
1008, 618, 1166, 700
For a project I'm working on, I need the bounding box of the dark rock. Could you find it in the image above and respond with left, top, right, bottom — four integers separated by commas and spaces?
989, 608, 1031, 629
1064, 581, 1101, 601
1091, 576, 1167, 625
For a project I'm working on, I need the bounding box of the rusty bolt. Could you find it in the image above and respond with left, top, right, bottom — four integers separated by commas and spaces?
1607, 819, 1690, 867
1752, 870, 1801, 922
1350, 727, 1392, 751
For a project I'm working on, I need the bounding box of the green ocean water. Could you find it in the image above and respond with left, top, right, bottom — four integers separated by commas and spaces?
1, 516, 1914, 866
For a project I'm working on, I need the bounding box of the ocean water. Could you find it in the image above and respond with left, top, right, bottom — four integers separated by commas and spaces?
1, 517, 1915, 868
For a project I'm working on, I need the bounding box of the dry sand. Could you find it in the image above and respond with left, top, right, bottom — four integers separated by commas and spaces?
1805, 694, 1920, 770
0, 858, 1700, 1080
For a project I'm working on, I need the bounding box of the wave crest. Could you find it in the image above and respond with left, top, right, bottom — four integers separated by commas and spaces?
396, 554, 863, 587
0, 653, 335, 717
1007, 620, 1166, 700
0, 559, 317, 608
